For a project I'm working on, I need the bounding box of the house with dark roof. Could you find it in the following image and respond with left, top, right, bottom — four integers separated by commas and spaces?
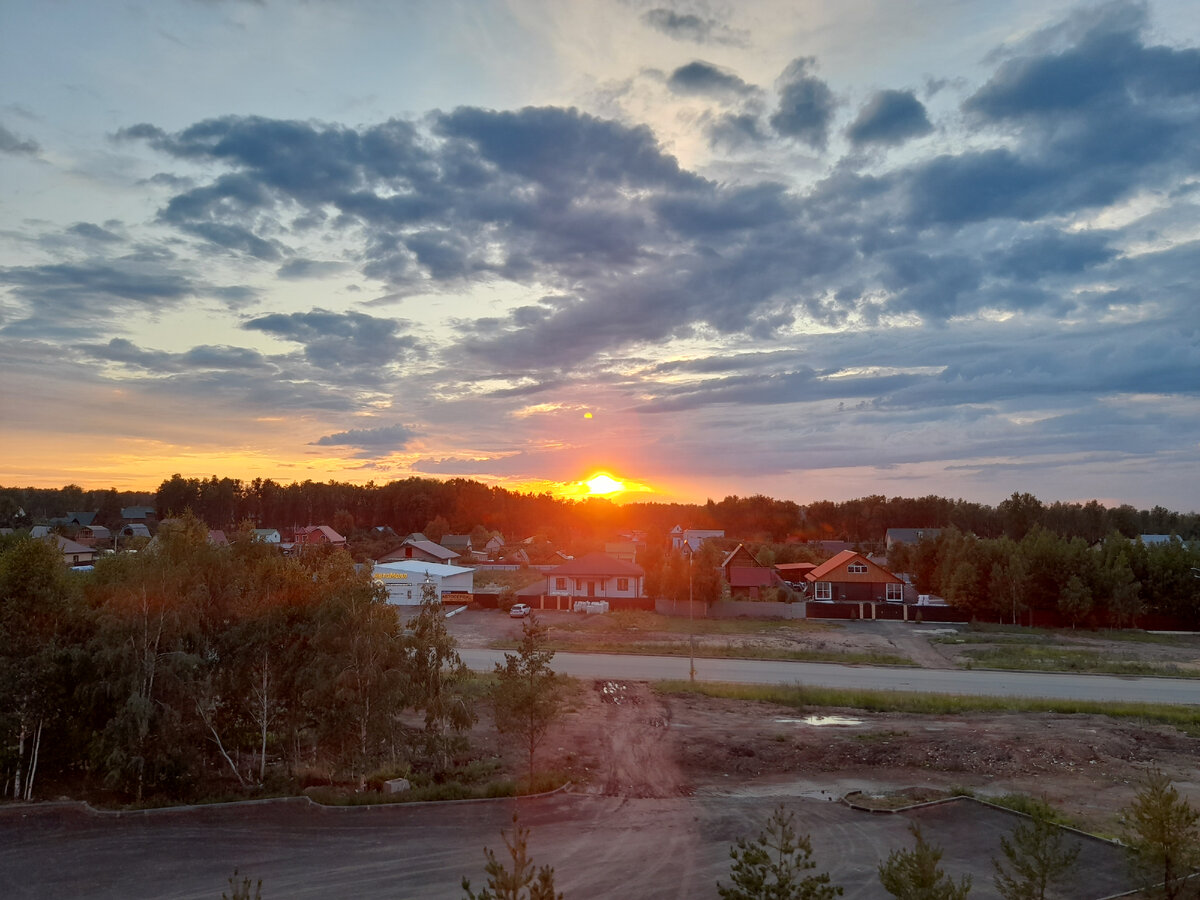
720, 544, 782, 600
76, 525, 112, 547
884, 528, 942, 552
441, 534, 472, 556
378, 538, 460, 565
121, 506, 157, 523
46, 534, 97, 567
805, 550, 908, 603
545, 552, 644, 600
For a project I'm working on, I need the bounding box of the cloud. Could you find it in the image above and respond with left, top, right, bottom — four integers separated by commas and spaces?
667, 61, 754, 98
66, 222, 123, 243
640, 9, 747, 46
0, 260, 200, 339
847, 90, 933, 146
0, 123, 39, 156
311, 423, 419, 455
242, 308, 417, 378
77, 337, 270, 373
769, 58, 837, 149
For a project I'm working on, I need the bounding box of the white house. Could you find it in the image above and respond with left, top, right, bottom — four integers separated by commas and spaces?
252, 528, 282, 543
545, 552, 644, 600
670, 525, 725, 553
372, 560, 474, 605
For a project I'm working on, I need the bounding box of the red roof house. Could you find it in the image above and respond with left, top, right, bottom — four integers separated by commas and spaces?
805, 550, 908, 603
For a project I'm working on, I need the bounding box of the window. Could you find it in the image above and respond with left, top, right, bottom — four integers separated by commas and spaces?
847, 562, 868, 573
555, 577, 566, 591
886, 583, 903, 602
617, 577, 629, 591
814, 582, 832, 600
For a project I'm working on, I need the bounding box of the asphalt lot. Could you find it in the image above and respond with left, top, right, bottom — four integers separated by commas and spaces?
0, 794, 1135, 899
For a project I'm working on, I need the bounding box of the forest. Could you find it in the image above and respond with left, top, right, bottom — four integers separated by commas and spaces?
0, 517, 478, 806
3, 477, 1199, 548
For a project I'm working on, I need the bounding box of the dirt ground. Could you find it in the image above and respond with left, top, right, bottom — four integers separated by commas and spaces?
455, 609, 1200, 833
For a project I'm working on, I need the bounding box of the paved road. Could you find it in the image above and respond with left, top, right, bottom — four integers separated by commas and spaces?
0, 794, 1134, 899
460, 648, 1200, 706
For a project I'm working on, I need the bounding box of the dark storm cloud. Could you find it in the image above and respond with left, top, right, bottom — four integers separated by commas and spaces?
0, 123, 39, 156
769, 58, 837, 149
847, 90, 933, 146
242, 308, 417, 374
640, 9, 747, 46
311, 423, 419, 453
667, 61, 755, 98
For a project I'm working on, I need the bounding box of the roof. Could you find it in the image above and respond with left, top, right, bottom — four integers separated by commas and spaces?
121, 523, 152, 537
406, 539, 459, 559
721, 543, 766, 570
298, 525, 346, 543
49, 534, 93, 554
441, 534, 471, 550
208, 530, 229, 546
121, 506, 156, 519
67, 511, 97, 526
806, 550, 902, 584
373, 561, 474, 579
775, 562, 817, 574
548, 552, 645, 577
885, 528, 942, 544
81, 525, 111, 538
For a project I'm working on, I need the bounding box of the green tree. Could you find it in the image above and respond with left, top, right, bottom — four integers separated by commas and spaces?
878, 824, 971, 899
718, 805, 842, 900
1121, 769, 1200, 900
491, 616, 561, 790
992, 812, 1079, 900
462, 814, 562, 900
405, 574, 475, 771
1057, 575, 1092, 629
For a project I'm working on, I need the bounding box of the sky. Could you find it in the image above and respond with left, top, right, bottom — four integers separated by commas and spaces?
1, 0, 1198, 510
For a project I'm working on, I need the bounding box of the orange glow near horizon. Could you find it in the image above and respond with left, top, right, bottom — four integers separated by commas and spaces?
585, 473, 624, 495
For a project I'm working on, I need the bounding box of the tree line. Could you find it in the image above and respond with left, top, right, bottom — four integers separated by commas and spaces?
4, 480, 1197, 550
887, 526, 1200, 627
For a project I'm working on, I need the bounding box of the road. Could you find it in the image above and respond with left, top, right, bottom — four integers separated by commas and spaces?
460, 648, 1200, 706
0, 793, 1135, 899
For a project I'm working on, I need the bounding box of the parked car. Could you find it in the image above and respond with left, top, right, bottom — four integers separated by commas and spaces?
509, 603, 531, 618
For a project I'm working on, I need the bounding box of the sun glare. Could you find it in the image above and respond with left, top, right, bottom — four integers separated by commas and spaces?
585, 473, 624, 495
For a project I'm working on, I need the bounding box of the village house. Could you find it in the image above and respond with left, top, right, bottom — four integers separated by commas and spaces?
378, 536, 460, 565
884, 528, 942, 552
545, 552, 644, 601
670, 525, 724, 553
805, 550, 908, 604
720, 543, 782, 600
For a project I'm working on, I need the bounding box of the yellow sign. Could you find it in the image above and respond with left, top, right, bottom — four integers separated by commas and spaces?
373, 572, 411, 581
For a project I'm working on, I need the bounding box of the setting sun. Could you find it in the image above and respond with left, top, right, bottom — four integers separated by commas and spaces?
585, 473, 624, 495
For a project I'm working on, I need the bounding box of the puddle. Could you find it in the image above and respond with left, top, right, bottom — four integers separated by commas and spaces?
775, 715, 864, 727
912, 628, 959, 635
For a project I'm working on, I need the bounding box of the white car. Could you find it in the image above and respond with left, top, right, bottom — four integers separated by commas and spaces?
509, 603, 531, 618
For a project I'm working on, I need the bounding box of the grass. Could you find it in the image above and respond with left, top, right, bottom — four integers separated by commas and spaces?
490, 637, 915, 667
654, 680, 1200, 736
945, 622, 1200, 647
959, 646, 1195, 678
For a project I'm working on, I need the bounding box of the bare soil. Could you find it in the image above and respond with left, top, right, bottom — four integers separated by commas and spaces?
456, 610, 1200, 833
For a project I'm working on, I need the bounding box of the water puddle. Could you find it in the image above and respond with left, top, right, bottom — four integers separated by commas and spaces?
775, 715, 864, 727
